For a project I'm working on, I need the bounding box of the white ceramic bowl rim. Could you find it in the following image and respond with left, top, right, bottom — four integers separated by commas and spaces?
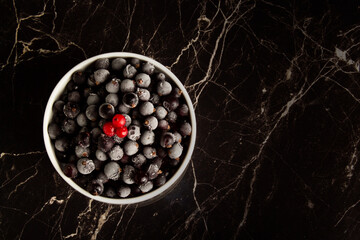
43, 52, 197, 205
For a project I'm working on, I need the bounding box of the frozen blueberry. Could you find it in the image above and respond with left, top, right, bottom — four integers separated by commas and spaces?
88, 179, 104, 196
140, 130, 155, 146
108, 145, 124, 161
157, 80, 172, 96
122, 92, 139, 108
94, 58, 110, 69
173, 131, 182, 143
48, 123, 61, 140
96, 149, 108, 161
168, 142, 183, 159
163, 96, 179, 111
75, 145, 90, 158
105, 187, 117, 197
62, 118, 77, 134
96, 172, 109, 184
154, 174, 166, 187
135, 73, 151, 88
68, 91, 81, 103
160, 132, 176, 148
127, 125, 141, 141
63, 102, 80, 119
123, 114, 132, 127
177, 103, 189, 116
139, 181, 153, 193
87, 93, 100, 105
53, 100, 65, 113
118, 186, 131, 198
99, 103, 115, 119
158, 119, 170, 130
139, 101, 155, 116
76, 113, 88, 127
180, 122, 192, 136
104, 161, 121, 180
149, 93, 160, 105
77, 158, 95, 175
171, 87, 182, 98
143, 116, 158, 130
123, 64, 137, 78
61, 163, 78, 178
98, 133, 115, 152
94, 69, 110, 85
123, 140, 139, 156
155, 106, 168, 120
120, 79, 136, 93
106, 78, 120, 93
122, 165, 136, 184
143, 146, 157, 159
146, 163, 160, 180
156, 72, 166, 81
118, 103, 130, 114
72, 71, 86, 85
111, 57, 127, 71
105, 93, 119, 107
166, 111, 177, 123
136, 88, 151, 101
132, 153, 147, 169
86, 105, 99, 121
142, 62, 155, 75
131, 58, 141, 68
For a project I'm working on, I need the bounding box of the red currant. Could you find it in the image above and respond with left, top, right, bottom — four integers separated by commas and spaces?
112, 114, 126, 128
103, 122, 115, 136
115, 126, 128, 138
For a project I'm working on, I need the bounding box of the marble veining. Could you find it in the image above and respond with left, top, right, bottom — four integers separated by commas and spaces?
0, 0, 360, 239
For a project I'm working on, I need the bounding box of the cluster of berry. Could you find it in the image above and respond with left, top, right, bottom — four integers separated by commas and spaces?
48, 56, 192, 198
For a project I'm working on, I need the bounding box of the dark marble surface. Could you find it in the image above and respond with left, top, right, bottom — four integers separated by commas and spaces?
1, 0, 360, 239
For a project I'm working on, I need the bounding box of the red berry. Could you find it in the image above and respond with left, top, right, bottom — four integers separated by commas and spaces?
112, 114, 126, 128
115, 126, 128, 138
103, 122, 115, 136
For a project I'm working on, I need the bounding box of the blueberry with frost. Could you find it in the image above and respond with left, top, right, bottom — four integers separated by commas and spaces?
99, 103, 115, 119
111, 57, 127, 71
108, 145, 124, 161
94, 58, 110, 69
86, 105, 98, 121
123, 140, 139, 156
120, 79, 136, 93
94, 69, 110, 85
123, 64, 137, 78
135, 73, 151, 88
63, 102, 80, 119
77, 158, 95, 175
104, 161, 121, 180
105, 78, 120, 93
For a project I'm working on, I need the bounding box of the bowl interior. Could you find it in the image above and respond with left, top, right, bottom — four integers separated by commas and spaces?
43, 52, 196, 205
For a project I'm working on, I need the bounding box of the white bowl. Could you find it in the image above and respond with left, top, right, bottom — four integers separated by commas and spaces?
43, 52, 196, 205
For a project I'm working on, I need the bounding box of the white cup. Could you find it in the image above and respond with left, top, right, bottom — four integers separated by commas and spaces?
43, 52, 196, 205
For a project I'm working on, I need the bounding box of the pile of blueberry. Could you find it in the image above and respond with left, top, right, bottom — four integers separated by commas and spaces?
48, 57, 192, 198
